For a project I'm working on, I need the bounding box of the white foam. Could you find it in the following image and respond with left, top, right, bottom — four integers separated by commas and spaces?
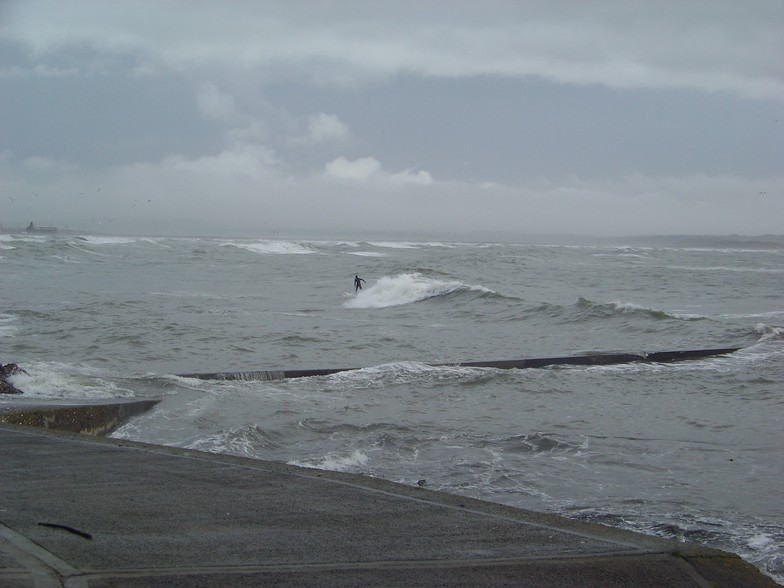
0, 234, 42, 243
609, 300, 650, 313
344, 272, 481, 309
8, 363, 136, 399
322, 362, 489, 390
223, 240, 315, 255
185, 424, 276, 458
288, 449, 369, 472
367, 241, 422, 249
319, 240, 360, 247
755, 323, 784, 342
747, 534, 774, 550
78, 236, 138, 245
607, 300, 700, 319
347, 251, 387, 257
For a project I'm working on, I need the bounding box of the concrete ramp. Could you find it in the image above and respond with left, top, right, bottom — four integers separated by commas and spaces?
0, 424, 776, 587
0, 398, 160, 436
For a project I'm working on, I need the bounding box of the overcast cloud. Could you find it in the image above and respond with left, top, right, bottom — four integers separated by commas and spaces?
1, 0, 782, 237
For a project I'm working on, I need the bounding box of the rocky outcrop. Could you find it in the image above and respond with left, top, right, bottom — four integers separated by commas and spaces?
0, 363, 26, 395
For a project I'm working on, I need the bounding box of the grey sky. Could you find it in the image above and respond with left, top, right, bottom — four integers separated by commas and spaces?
1, 0, 782, 237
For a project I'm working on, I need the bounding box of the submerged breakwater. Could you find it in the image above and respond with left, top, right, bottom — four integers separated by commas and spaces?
180, 347, 742, 381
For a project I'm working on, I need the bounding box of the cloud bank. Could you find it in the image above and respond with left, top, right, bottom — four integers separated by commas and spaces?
1, 1, 782, 237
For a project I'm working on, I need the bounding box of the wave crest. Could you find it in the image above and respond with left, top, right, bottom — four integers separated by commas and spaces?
288, 449, 370, 472
222, 240, 315, 255
186, 424, 282, 457
575, 297, 701, 321
755, 323, 784, 342
344, 272, 491, 309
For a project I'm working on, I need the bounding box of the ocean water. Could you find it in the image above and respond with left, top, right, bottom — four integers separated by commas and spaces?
1, 231, 782, 582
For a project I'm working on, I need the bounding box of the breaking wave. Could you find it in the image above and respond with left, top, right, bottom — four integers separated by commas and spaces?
186, 424, 283, 458
575, 297, 703, 320
288, 449, 370, 472
222, 240, 316, 255
343, 272, 492, 309
755, 323, 784, 342
77, 236, 140, 245
527, 297, 706, 323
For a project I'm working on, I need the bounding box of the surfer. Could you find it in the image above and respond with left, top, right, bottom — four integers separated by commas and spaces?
354, 275, 366, 293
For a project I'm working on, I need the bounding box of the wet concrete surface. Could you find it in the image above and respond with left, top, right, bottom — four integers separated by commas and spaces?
1, 414, 777, 587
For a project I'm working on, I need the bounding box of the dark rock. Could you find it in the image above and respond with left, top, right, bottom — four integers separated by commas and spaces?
0, 363, 26, 395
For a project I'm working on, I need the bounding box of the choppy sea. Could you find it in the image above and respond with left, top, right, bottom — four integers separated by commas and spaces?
1, 231, 782, 582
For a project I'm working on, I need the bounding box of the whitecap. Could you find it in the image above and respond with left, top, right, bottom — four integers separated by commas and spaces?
344, 272, 485, 309
223, 240, 315, 255
347, 251, 387, 257
78, 236, 139, 245
747, 534, 774, 550
367, 241, 422, 249
185, 424, 279, 458
755, 323, 784, 342
606, 300, 699, 320
7, 363, 136, 399
288, 448, 369, 472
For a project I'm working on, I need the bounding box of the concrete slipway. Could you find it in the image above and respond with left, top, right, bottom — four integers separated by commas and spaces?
0, 399, 778, 587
